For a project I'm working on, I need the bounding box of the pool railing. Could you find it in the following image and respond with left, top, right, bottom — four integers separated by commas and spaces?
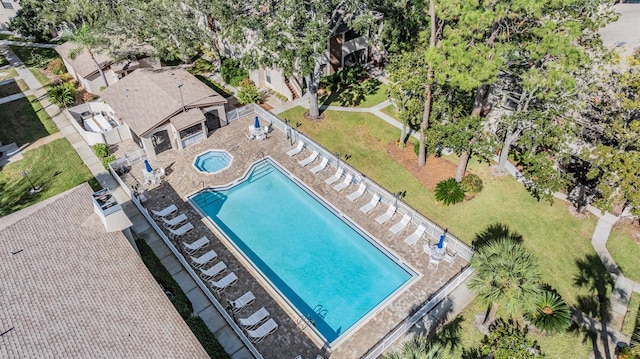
233, 104, 474, 262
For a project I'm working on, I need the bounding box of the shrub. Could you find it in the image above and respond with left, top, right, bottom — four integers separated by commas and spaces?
525, 290, 572, 334
101, 155, 116, 170
93, 143, 108, 158
47, 58, 67, 75
237, 78, 260, 105
135, 239, 193, 319
188, 58, 215, 75
220, 57, 248, 87
48, 82, 77, 107
461, 173, 483, 194
185, 316, 232, 359
435, 178, 465, 206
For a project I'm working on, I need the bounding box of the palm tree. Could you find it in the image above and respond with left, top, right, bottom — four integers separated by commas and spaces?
383, 335, 444, 359
468, 239, 543, 327
63, 24, 109, 88
525, 290, 572, 334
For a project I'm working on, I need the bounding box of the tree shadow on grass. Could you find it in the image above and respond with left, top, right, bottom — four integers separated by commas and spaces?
472, 222, 523, 249
571, 253, 622, 359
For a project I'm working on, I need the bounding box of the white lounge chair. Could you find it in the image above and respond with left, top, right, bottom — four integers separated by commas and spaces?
359, 194, 380, 213
324, 167, 344, 185
309, 157, 328, 174
333, 173, 353, 192
247, 318, 278, 343
198, 261, 226, 279
190, 250, 218, 268
286, 141, 304, 156
238, 307, 270, 329
168, 222, 193, 239
182, 236, 209, 254
162, 213, 188, 229
404, 224, 426, 246
389, 213, 412, 234
346, 183, 366, 201
151, 204, 178, 219
210, 272, 238, 293
375, 204, 397, 224
229, 291, 256, 313
298, 150, 319, 166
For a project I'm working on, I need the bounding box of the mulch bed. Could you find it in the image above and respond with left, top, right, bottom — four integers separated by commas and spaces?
386, 141, 458, 192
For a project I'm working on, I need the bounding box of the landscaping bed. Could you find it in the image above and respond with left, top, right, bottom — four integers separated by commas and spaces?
135, 238, 231, 359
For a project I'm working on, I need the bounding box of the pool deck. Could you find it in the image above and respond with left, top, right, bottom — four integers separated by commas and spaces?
114, 114, 470, 359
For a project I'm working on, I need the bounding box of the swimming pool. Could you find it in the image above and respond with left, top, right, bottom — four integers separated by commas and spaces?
193, 150, 232, 174
190, 159, 414, 344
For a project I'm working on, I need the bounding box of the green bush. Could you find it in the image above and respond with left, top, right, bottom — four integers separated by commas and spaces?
220, 58, 248, 87
134, 239, 230, 358
461, 173, 483, 194
237, 78, 260, 105
188, 58, 216, 75
185, 316, 231, 359
92, 143, 108, 158
48, 82, 77, 108
46, 58, 67, 75
435, 178, 465, 206
101, 155, 116, 170
135, 239, 193, 319
525, 290, 571, 334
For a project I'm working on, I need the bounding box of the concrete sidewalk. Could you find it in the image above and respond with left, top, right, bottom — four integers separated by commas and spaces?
3, 43, 254, 359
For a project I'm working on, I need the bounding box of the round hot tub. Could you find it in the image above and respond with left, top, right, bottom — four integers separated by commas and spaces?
193, 150, 232, 174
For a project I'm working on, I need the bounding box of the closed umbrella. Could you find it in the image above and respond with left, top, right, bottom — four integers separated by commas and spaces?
254, 116, 260, 129
144, 159, 153, 173
437, 229, 447, 249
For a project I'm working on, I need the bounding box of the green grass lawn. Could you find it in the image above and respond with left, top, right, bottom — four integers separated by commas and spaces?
8, 45, 59, 88
0, 95, 58, 146
357, 83, 388, 108
438, 300, 593, 358
319, 83, 389, 108
0, 68, 18, 81
8, 45, 59, 68
0, 138, 100, 216
622, 292, 640, 336
607, 222, 640, 282
0, 79, 29, 97
0, 54, 9, 67
381, 104, 398, 118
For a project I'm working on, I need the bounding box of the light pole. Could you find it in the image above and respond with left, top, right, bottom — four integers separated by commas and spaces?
21, 169, 42, 194
177, 82, 185, 112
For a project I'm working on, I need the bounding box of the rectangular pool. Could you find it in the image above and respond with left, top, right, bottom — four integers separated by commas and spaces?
190, 159, 414, 344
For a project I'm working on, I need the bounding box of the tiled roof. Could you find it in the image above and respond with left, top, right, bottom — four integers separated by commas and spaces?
0, 184, 209, 358
55, 41, 113, 78
100, 68, 227, 137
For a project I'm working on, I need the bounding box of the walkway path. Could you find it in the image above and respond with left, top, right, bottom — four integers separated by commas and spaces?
268, 91, 640, 358
2, 43, 253, 359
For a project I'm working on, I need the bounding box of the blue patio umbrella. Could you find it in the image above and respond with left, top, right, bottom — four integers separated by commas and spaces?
254, 116, 261, 129
437, 229, 448, 249
144, 159, 153, 173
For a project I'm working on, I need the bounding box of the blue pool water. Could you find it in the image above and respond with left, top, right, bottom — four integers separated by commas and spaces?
193, 150, 232, 173
190, 160, 413, 343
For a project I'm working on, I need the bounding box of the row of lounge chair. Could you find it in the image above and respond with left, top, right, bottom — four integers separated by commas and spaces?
286, 141, 458, 270
152, 203, 278, 343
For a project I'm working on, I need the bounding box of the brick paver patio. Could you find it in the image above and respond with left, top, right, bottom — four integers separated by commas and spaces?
113, 113, 469, 359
